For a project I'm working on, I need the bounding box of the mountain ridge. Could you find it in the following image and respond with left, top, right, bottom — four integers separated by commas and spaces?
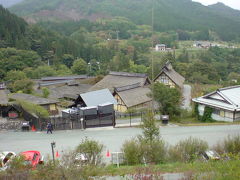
9, 0, 240, 41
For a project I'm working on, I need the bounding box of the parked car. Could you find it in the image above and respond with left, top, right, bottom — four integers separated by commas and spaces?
21, 151, 44, 168
0, 151, 16, 171
202, 150, 220, 161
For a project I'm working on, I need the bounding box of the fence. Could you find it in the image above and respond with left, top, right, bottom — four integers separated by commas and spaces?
35, 112, 115, 131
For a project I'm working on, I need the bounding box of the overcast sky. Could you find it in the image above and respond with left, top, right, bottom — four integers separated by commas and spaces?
193, 0, 240, 10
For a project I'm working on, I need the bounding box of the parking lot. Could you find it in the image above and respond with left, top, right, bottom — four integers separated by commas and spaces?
1, 124, 240, 160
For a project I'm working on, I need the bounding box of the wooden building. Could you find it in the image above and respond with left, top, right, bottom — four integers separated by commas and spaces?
154, 61, 185, 89
114, 83, 152, 112
9, 93, 59, 116
89, 71, 151, 93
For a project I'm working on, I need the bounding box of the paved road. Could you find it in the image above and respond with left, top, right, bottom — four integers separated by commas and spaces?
1, 125, 240, 159
182, 84, 192, 110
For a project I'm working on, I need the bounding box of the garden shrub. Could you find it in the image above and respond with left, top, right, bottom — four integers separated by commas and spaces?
139, 138, 167, 164
169, 137, 208, 162
75, 138, 104, 166
122, 139, 142, 165
214, 135, 240, 155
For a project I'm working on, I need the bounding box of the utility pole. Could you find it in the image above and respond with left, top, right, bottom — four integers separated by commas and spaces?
51, 141, 56, 165
151, 0, 155, 112
116, 30, 120, 40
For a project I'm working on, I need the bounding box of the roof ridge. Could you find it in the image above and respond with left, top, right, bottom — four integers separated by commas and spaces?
216, 91, 236, 106
109, 71, 147, 78
115, 83, 142, 92
218, 85, 240, 91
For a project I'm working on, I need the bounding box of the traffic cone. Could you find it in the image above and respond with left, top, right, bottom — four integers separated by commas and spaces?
106, 150, 110, 157
56, 151, 60, 158
31, 125, 36, 132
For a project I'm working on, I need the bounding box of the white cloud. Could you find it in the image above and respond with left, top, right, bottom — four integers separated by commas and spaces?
192, 0, 240, 10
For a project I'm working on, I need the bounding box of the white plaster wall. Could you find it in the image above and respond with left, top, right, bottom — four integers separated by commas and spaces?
198, 104, 205, 116
211, 114, 233, 122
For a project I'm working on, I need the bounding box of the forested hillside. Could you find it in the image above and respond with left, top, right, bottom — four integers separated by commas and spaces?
1, 4, 240, 89
10, 0, 240, 41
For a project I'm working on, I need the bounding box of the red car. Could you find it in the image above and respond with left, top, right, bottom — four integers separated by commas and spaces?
21, 151, 44, 168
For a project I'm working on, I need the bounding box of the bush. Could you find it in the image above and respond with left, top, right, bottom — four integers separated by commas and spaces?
169, 137, 208, 162
139, 138, 167, 164
214, 135, 240, 155
75, 138, 104, 166
122, 139, 142, 165
122, 137, 167, 165
201, 106, 213, 122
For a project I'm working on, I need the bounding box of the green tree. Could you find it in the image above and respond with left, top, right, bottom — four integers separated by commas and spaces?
75, 138, 104, 166
140, 110, 160, 142
4, 70, 26, 81
152, 82, 181, 117
71, 58, 87, 74
33, 65, 57, 78
61, 54, 75, 68
9, 79, 34, 94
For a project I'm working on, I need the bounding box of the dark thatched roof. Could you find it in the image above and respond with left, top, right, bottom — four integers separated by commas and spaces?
9, 93, 59, 105
41, 75, 88, 81
89, 71, 151, 93
115, 86, 152, 108
154, 61, 185, 88
36, 84, 92, 100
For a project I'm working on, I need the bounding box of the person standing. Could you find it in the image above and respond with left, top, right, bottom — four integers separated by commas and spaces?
47, 122, 53, 134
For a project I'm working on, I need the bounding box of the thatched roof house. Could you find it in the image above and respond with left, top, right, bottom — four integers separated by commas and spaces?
89, 71, 151, 93
154, 61, 185, 89
9, 93, 59, 115
114, 83, 152, 112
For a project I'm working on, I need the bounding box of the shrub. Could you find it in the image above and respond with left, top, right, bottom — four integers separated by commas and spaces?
201, 106, 213, 122
214, 135, 240, 155
140, 110, 160, 142
122, 139, 142, 165
169, 137, 208, 162
139, 138, 167, 164
75, 138, 104, 166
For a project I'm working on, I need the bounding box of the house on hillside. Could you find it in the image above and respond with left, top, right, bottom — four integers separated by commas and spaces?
155, 44, 166, 51
154, 61, 185, 89
89, 71, 151, 93
113, 83, 152, 112
192, 86, 240, 122
193, 41, 219, 49
73, 89, 117, 108
9, 93, 59, 116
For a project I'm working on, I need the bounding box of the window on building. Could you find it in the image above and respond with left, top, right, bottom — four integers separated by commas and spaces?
213, 108, 220, 115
